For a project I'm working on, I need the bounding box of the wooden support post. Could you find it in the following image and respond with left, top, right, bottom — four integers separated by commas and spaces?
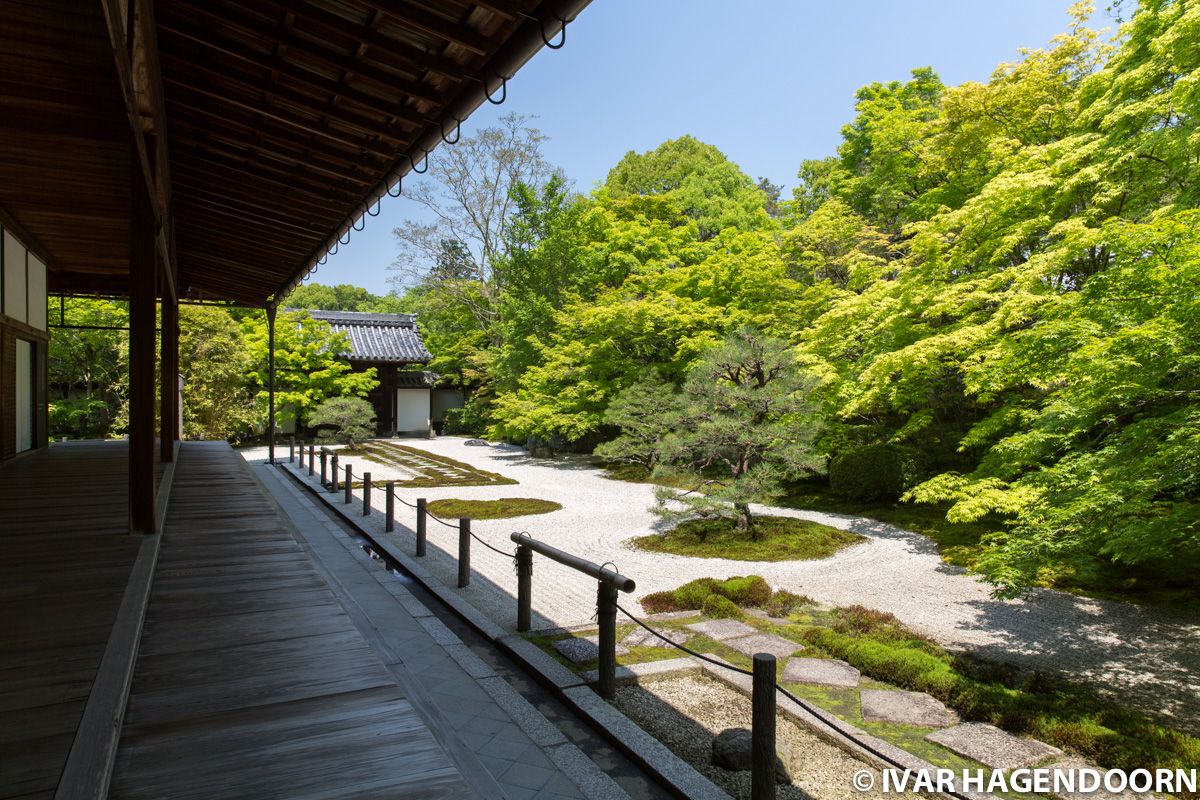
266, 303, 277, 464
385, 481, 395, 532
289, 436, 295, 463
129, 154, 157, 534
344, 465, 352, 504
752, 653, 778, 800
516, 543, 532, 632
362, 472, 372, 516
596, 579, 619, 700
159, 293, 178, 463
416, 498, 427, 556
309, 444, 315, 476
457, 518, 471, 588
330, 454, 339, 491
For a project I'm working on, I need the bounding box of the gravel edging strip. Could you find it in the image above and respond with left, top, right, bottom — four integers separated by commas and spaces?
279, 463, 723, 800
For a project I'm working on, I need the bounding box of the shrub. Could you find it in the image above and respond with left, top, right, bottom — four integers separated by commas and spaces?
714, 575, 773, 607
832, 604, 936, 646
702, 594, 744, 619
640, 591, 679, 614
310, 396, 376, 447
828, 443, 915, 502
766, 589, 813, 617
672, 578, 718, 609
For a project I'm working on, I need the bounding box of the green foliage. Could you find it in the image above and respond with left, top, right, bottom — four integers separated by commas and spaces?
701, 594, 745, 620
672, 578, 719, 610
633, 516, 865, 561
716, 575, 774, 608
179, 305, 254, 441
765, 590, 814, 618
48, 298, 128, 439
591, 372, 677, 470
309, 396, 376, 447
282, 283, 406, 313
425, 497, 561, 519
242, 310, 377, 430
651, 328, 823, 535
828, 444, 913, 503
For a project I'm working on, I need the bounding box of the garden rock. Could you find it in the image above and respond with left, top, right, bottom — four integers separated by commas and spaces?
553, 635, 629, 664
859, 689, 958, 727
781, 657, 860, 688
723, 633, 803, 660
710, 727, 793, 783
685, 619, 757, 640
621, 627, 690, 649
464, 439, 489, 446
927, 723, 1062, 770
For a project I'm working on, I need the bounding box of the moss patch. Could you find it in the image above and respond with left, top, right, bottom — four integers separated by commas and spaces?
356, 441, 517, 488
631, 516, 864, 561
426, 497, 561, 520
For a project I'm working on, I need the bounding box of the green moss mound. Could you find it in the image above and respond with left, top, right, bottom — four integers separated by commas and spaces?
425, 497, 561, 520
701, 594, 744, 619
632, 516, 864, 561
639, 575, 778, 614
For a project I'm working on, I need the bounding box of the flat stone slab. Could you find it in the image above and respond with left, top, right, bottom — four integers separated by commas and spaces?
621, 627, 691, 649
859, 689, 958, 728
553, 635, 629, 664
684, 619, 757, 640
722, 633, 804, 660
926, 723, 1062, 770
781, 657, 861, 688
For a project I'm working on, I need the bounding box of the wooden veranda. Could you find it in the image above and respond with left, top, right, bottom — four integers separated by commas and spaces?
0, 1, 591, 796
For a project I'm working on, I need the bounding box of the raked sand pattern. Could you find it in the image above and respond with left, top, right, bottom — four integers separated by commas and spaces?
245, 437, 1200, 733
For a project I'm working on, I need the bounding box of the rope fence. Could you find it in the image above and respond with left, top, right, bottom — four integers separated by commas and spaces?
286, 450, 969, 800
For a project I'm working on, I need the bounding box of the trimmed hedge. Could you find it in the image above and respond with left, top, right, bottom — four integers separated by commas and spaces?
828, 443, 913, 502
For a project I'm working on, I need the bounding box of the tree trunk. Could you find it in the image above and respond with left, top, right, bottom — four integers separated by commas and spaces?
734, 502, 756, 539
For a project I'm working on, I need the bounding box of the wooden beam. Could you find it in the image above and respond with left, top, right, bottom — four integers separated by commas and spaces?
157, 13, 447, 106
160, 293, 177, 462
352, 1, 493, 56
128, 155, 157, 535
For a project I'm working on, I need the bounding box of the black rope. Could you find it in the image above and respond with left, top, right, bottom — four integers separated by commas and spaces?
469, 529, 518, 558
425, 510, 460, 530
612, 602, 972, 800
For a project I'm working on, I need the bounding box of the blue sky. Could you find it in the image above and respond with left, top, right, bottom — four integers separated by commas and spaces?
318, 0, 1091, 296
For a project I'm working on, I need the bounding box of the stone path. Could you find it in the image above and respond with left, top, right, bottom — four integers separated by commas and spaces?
782, 658, 861, 688
859, 689, 957, 728
927, 722, 1062, 770
249, 440, 1200, 734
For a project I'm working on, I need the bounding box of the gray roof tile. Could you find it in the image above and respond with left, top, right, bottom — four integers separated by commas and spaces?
302, 309, 432, 364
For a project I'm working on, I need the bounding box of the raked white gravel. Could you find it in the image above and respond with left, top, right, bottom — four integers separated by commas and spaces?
242, 437, 1200, 733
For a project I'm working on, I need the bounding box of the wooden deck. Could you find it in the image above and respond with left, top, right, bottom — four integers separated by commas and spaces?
109, 442, 471, 799
0, 442, 142, 800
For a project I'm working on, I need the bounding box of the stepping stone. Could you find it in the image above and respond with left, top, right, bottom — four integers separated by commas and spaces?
860, 689, 958, 728
746, 608, 793, 625
685, 619, 757, 640
553, 635, 629, 664
926, 723, 1062, 770
723, 633, 804, 660
621, 627, 691, 649
781, 657, 860, 688
1046, 759, 1158, 800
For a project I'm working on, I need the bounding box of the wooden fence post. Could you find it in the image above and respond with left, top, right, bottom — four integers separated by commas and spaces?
416, 498, 427, 557
752, 653, 778, 800
457, 518, 471, 588
385, 481, 395, 532
596, 579, 619, 700
289, 436, 295, 463
344, 465, 352, 504
516, 543, 532, 632
309, 445, 315, 476
362, 472, 372, 516
330, 454, 339, 491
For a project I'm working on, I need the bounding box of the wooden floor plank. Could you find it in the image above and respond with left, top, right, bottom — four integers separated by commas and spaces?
109, 442, 472, 799
0, 442, 141, 800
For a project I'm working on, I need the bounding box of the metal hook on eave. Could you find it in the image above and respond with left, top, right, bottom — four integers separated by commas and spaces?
439, 118, 461, 145
469, 73, 509, 105
387, 173, 403, 198
404, 152, 428, 174
367, 197, 382, 217
338, 228, 351, 245
352, 212, 366, 232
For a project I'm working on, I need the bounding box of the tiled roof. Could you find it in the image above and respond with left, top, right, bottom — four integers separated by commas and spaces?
303, 310, 432, 364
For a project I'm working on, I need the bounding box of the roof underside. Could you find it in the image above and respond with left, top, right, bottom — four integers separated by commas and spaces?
0, 0, 587, 305
307, 308, 432, 363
